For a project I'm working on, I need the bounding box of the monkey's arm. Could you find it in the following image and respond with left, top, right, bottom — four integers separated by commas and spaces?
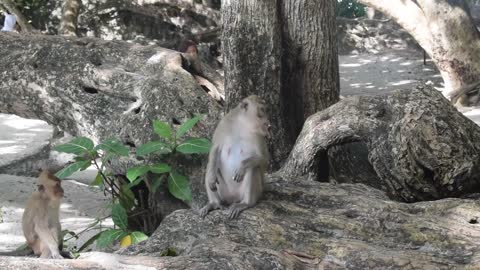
206, 146, 221, 191
233, 154, 268, 183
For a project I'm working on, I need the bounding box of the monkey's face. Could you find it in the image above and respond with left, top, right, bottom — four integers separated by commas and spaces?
240, 96, 271, 138
41, 180, 64, 200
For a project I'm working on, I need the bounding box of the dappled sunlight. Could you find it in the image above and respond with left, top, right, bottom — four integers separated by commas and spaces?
0, 145, 25, 155
389, 79, 415, 86
340, 51, 444, 96
399, 61, 413, 66
340, 63, 364, 68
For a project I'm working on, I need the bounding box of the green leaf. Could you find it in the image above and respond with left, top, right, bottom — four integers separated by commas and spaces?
126, 166, 150, 182
153, 120, 173, 140
53, 137, 94, 155
90, 172, 104, 187
111, 204, 128, 230
119, 184, 135, 211
126, 177, 143, 189
150, 163, 171, 174
136, 141, 171, 156
160, 247, 178, 257
176, 138, 212, 154
78, 231, 102, 252
96, 229, 128, 249
96, 138, 129, 156
151, 176, 162, 194
177, 114, 204, 138
55, 160, 91, 179
130, 231, 149, 244
168, 172, 192, 202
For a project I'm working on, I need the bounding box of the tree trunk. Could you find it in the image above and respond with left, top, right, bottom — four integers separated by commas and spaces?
223, 0, 339, 168
223, 0, 286, 168
358, 0, 480, 104
281, 0, 340, 137
281, 85, 480, 202
59, 0, 81, 36
0, 0, 32, 32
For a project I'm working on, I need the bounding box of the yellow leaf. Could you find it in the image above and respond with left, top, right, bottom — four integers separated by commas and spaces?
120, 235, 132, 247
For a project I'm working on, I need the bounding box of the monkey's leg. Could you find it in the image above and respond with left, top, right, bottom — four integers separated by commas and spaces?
199, 188, 222, 218
228, 169, 263, 219
35, 224, 63, 259
200, 170, 224, 218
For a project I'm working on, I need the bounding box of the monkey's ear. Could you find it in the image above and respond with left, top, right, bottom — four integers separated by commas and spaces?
37, 185, 44, 192
241, 100, 249, 111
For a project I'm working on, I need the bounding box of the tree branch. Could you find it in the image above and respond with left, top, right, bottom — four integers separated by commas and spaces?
357, 0, 432, 54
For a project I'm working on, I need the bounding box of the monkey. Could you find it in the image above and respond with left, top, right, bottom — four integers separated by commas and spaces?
200, 95, 271, 219
0, 170, 70, 258
22, 170, 67, 259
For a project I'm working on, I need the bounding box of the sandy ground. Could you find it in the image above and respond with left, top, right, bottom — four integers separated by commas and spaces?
0, 48, 479, 253
339, 50, 443, 96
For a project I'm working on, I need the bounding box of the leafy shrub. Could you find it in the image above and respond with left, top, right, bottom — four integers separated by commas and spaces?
54, 115, 211, 250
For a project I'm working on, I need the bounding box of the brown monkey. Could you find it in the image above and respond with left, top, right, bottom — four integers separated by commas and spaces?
200, 95, 270, 219
22, 170, 65, 259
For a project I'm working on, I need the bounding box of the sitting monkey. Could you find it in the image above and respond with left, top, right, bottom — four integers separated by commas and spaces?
200, 95, 271, 219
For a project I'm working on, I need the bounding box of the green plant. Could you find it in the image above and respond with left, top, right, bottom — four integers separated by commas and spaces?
337, 0, 366, 18
126, 114, 211, 202
53, 114, 211, 250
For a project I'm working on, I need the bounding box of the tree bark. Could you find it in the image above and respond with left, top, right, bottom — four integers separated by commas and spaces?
223, 0, 286, 167
59, 0, 81, 36
280, 85, 480, 202
357, 0, 480, 104
0, 0, 32, 32
281, 0, 340, 134
223, 0, 339, 168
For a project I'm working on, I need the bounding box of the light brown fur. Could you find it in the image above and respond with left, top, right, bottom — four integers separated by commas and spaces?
22, 170, 64, 259
200, 95, 270, 219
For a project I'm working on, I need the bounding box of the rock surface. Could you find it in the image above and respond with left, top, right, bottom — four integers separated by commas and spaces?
3, 176, 479, 269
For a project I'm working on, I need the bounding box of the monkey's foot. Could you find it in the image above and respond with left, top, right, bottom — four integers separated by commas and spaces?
41, 252, 63, 259
199, 203, 220, 218
228, 203, 250, 219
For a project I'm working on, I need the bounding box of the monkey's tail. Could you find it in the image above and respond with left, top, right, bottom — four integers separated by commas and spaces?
0, 247, 34, 257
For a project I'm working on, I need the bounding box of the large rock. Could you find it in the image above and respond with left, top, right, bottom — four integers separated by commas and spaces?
0, 32, 222, 225
3, 176, 479, 269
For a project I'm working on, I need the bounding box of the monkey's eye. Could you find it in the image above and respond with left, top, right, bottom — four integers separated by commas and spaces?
241, 101, 249, 110
257, 108, 265, 118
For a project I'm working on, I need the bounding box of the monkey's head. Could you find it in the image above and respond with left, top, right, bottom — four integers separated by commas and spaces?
38, 170, 64, 200
239, 95, 271, 138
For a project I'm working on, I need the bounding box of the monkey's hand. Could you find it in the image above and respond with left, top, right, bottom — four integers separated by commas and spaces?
233, 167, 246, 183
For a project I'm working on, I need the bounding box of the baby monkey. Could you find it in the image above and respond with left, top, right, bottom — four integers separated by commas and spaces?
200, 95, 271, 219
22, 170, 66, 259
